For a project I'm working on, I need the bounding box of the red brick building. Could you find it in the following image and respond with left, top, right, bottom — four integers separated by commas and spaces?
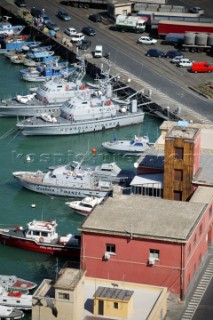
79, 190, 213, 300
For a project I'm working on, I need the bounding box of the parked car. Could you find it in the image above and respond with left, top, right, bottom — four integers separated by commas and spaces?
31, 7, 43, 18
137, 36, 157, 45
57, 10, 71, 21
146, 49, 165, 57
82, 27, 96, 36
41, 13, 51, 24
171, 56, 184, 64
15, 0, 26, 7
89, 13, 102, 22
178, 59, 194, 68
190, 7, 204, 15
94, 45, 103, 58
64, 27, 77, 36
45, 21, 60, 32
71, 33, 85, 42
165, 50, 183, 59
77, 40, 91, 50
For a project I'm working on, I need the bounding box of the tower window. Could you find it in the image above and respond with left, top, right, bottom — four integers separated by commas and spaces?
175, 147, 184, 160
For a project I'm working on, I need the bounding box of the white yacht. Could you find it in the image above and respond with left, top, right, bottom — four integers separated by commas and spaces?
102, 135, 151, 155
0, 287, 32, 310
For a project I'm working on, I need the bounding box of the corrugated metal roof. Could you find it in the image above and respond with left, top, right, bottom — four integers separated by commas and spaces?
94, 286, 134, 301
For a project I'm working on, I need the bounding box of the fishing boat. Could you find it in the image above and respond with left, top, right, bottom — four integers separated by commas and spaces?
0, 287, 32, 310
65, 196, 104, 216
10, 53, 26, 64
0, 304, 24, 319
0, 37, 40, 54
102, 135, 151, 155
22, 55, 60, 67
0, 56, 89, 117
0, 17, 24, 37
26, 46, 54, 60
0, 220, 81, 258
0, 275, 37, 291
21, 64, 75, 82
16, 78, 145, 136
12, 158, 113, 198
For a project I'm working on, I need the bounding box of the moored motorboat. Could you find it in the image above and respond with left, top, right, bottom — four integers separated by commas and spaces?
0, 275, 37, 291
0, 287, 32, 310
102, 135, 151, 155
0, 304, 24, 319
10, 54, 26, 64
66, 196, 104, 216
0, 220, 81, 257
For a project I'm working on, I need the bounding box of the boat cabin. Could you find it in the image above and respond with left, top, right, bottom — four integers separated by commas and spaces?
26, 220, 58, 243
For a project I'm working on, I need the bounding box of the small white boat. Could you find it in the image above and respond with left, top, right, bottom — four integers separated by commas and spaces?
66, 196, 104, 216
102, 135, 151, 155
0, 305, 24, 319
40, 113, 57, 123
0, 275, 37, 291
0, 286, 32, 310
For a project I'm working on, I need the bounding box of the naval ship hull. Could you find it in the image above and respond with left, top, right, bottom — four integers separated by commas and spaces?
0, 103, 61, 117
17, 112, 145, 136
13, 176, 112, 198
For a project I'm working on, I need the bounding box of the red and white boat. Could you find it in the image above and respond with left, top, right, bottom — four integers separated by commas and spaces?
0, 220, 81, 258
65, 196, 104, 216
0, 275, 37, 291
0, 287, 32, 310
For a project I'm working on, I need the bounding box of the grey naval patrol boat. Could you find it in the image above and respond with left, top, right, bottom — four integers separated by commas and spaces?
16, 76, 145, 136
13, 160, 113, 198
0, 56, 88, 117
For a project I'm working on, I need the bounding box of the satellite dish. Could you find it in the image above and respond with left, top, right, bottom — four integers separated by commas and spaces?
134, 162, 139, 168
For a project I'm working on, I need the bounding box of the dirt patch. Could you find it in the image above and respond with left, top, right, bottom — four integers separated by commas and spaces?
196, 82, 213, 99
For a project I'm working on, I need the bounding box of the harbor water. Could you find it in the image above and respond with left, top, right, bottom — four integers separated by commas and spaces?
0, 55, 162, 317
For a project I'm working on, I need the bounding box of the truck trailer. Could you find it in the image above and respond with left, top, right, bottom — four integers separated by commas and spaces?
115, 15, 146, 33
162, 32, 213, 53
61, 0, 107, 9
158, 20, 213, 36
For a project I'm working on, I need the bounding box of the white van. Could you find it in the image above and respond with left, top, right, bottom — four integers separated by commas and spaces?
94, 45, 103, 58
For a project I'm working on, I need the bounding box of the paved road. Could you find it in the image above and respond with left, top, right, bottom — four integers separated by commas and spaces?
9, 0, 213, 123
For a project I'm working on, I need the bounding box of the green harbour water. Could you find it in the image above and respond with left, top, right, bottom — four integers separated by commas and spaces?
0, 55, 163, 317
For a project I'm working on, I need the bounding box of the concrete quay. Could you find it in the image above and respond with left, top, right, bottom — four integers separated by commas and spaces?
0, 0, 212, 125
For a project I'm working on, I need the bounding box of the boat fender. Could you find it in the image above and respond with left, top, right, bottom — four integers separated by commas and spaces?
105, 100, 111, 106
65, 84, 69, 91
80, 84, 85, 90
39, 237, 44, 243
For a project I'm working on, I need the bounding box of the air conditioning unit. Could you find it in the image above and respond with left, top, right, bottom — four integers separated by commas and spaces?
148, 257, 155, 265
103, 252, 110, 261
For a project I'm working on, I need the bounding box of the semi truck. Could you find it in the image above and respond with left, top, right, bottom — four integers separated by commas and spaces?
158, 20, 213, 36
115, 15, 146, 33
61, 0, 107, 9
162, 32, 213, 53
